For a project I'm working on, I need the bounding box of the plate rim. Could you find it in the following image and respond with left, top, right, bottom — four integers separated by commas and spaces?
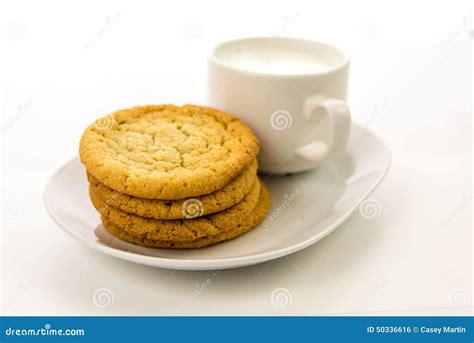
43, 124, 392, 270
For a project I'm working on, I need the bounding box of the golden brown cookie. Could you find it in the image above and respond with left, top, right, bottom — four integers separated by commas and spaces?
101, 184, 271, 249
89, 179, 261, 241
88, 159, 258, 220
80, 104, 260, 199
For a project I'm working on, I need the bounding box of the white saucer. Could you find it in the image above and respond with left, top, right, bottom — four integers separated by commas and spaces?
44, 123, 391, 271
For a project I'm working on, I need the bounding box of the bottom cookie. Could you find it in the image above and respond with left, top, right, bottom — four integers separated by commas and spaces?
101, 184, 271, 249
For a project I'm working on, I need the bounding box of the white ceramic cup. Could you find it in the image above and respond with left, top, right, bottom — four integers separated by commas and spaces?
207, 37, 351, 174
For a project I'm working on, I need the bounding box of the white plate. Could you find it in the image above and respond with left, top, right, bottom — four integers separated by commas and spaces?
44, 123, 391, 271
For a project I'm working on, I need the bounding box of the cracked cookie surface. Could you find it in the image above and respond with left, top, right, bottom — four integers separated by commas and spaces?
101, 183, 271, 249
89, 179, 261, 241
79, 104, 260, 199
88, 159, 258, 220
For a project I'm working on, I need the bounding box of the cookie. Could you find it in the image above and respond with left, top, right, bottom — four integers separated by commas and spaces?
89, 179, 261, 241
80, 104, 260, 199
87, 159, 258, 220
101, 183, 271, 249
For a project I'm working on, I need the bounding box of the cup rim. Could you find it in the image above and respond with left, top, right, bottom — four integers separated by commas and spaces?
209, 36, 350, 78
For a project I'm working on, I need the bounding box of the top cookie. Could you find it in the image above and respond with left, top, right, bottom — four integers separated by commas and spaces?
79, 104, 260, 199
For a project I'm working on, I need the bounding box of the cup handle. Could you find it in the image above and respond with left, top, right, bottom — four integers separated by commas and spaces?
294, 95, 351, 162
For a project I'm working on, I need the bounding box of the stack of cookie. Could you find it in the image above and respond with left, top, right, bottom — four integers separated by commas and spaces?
79, 104, 271, 249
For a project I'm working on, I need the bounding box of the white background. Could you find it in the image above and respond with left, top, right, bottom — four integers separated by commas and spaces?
1, 0, 472, 315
